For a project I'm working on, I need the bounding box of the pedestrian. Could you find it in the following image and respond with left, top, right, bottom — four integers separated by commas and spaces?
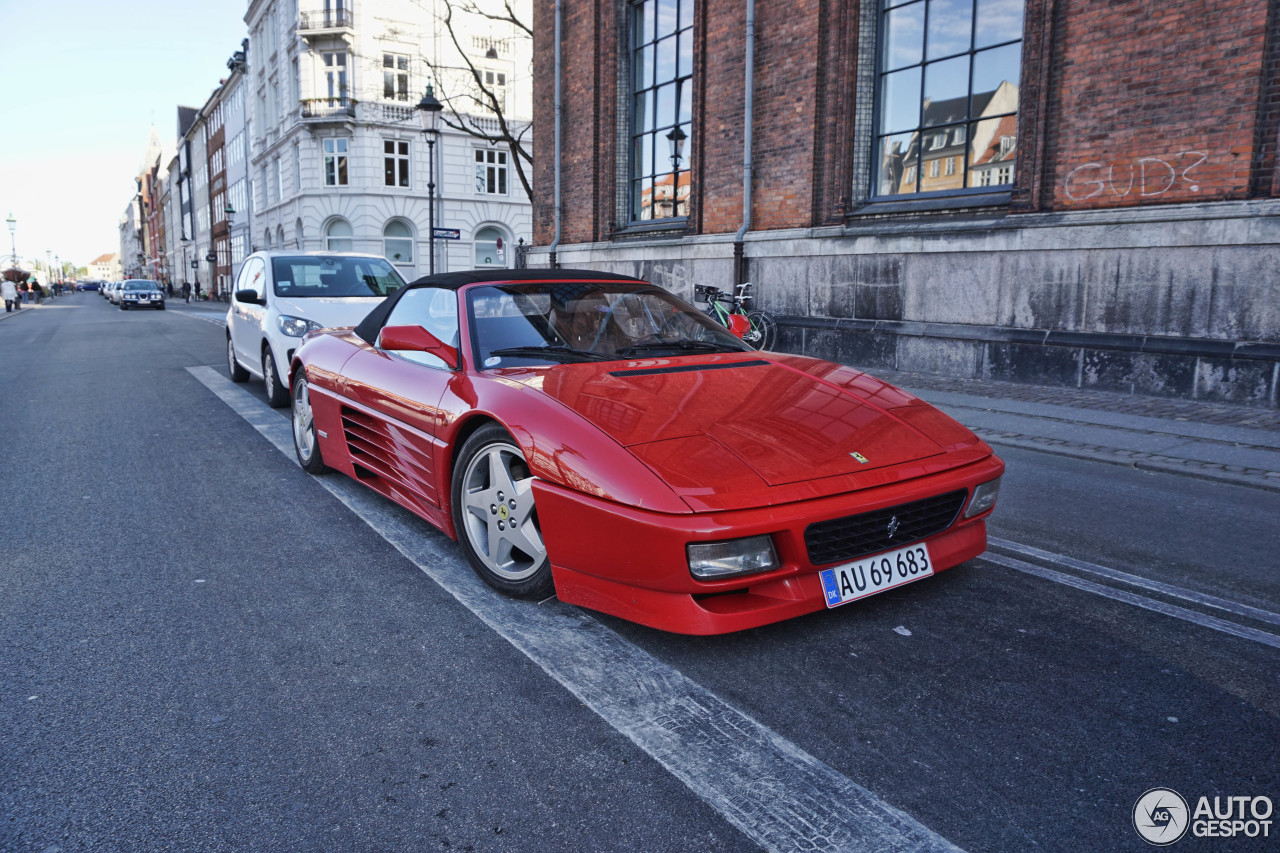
194, 281, 202, 301
30, 280, 42, 304
1, 278, 16, 312
182, 281, 191, 303
16, 281, 27, 304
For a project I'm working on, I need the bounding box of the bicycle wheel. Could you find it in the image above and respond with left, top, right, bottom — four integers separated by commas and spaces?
744, 310, 778, 350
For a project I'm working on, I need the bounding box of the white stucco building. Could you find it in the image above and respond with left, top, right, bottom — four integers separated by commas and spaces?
243, 0, 532, 279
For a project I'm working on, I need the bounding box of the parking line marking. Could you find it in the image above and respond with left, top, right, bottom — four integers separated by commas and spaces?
982, 552, 1280, 650
990, 537, 1280, 628
188, 365, 965, 853
171, 310, 227, 326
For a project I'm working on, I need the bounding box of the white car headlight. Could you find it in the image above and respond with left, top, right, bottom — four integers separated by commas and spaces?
964, 477, 1001, 518
277, 315, 323, 337
687, 535, 780, 579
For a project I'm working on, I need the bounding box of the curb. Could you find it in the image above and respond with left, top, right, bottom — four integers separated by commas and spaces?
976, 429, 1280, 493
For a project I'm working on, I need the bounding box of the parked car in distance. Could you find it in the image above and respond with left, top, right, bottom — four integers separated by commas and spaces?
118, 279, 165, 310
105, 282, 124, 303
76, 281, 100, 292
226, 251, 406, 407
287, 269, 1005, 635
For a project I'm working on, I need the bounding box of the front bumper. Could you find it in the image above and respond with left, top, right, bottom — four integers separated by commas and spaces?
536, 454, 1003, 634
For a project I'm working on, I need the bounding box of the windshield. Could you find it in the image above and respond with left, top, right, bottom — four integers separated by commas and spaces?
124, 281, 159, 290
271, 256, 404, 298
467, 282, 752, 368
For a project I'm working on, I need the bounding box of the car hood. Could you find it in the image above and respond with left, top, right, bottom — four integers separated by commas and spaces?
273, 295, 383, 330
523, 354, 960, 491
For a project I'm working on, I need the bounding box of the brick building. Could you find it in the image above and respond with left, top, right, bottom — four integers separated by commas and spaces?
530, 0, 1280, 406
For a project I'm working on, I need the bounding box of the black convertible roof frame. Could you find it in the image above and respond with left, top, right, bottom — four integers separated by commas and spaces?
354, 267, 648, 345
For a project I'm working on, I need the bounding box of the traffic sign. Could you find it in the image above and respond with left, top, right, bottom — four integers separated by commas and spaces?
432, 228, 461, 240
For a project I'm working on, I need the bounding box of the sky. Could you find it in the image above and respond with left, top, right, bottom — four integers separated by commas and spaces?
0, 0, 250, 269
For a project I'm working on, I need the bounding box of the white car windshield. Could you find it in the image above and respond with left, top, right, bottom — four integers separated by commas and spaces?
271, 256, 404, 298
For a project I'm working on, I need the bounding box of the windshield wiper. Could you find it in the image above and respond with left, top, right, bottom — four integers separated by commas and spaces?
487, 345, 613, 363
616, 340, 745, 355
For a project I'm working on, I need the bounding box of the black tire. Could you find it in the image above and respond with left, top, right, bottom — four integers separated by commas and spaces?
451, 423, 553, 598
119, 303, 128, 311
291, 373, 329, 475
744, 310, 778, 350
157, 303, 165, 310
263, 347, 289, 408
227, 335, 249, 382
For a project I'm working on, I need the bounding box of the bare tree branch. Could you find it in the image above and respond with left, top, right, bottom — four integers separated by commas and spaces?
412, 0, 534, 199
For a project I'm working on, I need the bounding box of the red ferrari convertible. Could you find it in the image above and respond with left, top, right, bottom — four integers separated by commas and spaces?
288, 269, 1003, 635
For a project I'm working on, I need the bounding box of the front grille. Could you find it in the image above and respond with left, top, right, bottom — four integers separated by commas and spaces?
805, 490, 968, 566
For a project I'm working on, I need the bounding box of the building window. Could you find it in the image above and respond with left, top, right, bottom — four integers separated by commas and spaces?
383, 53, 410, 101
323, 137, 348, 186
322, 51, 348, 104
874, 0, 1024, 197
629, 0, 693, 222
475, 148, 507, 195
384, 140, 410, 187
326, 219, 353, 252
383, 220, 414, 265
474, 69, 508, 113
473, 226, 506, 267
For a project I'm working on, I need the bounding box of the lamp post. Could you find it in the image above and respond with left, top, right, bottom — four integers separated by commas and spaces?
416, 84, 443, 275
5, 212, 16, 271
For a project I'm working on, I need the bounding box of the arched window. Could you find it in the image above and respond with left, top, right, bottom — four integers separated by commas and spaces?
264, 228, 273, 250
473, 225, 507, 267
383, 220, 414, 265
294, 218, 304, 249
325, 218, 353, 252
276, 225, 285, 248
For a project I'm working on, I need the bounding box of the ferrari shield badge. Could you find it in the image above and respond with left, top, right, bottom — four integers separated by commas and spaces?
850, 452, 869, 464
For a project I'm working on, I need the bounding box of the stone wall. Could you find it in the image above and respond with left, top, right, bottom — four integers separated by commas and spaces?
531, 198, 1280, 406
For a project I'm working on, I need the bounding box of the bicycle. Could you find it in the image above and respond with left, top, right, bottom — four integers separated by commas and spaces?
693, 282, 778, 350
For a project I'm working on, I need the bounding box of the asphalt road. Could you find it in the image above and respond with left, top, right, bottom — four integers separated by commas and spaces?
2, 294, 1277, 853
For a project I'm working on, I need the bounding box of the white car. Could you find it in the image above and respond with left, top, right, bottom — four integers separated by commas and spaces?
225, 251, 406, 406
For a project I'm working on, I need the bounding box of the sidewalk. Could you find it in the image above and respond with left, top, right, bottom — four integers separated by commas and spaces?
866, 367, 1280, 493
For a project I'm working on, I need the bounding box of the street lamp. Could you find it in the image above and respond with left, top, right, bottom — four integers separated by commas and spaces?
225, 202, 236, 225
416, 83, 443, 275
666, 125, 687, 217
5, 212, 16, 270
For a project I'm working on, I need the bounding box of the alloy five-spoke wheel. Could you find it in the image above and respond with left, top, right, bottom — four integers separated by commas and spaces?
452, 423, 552, 598
291, 373, 328, 474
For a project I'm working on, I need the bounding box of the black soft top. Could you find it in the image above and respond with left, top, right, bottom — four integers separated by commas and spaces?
354, 267, 648, 344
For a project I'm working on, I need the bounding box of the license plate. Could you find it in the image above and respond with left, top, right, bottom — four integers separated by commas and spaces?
819, 543, 934, 608
138, 298, 150, 304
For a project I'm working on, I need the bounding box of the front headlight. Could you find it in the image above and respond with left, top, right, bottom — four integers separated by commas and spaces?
687, 535, 780, 579
964, 477, 1002, 518
277, 315, 323, 337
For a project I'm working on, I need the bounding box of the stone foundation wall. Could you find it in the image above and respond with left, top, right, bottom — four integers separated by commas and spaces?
529, 199, 1280, 407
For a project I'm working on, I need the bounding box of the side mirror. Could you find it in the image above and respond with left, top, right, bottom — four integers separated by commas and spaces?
235, 288, 265, 305
378, 324, 459, 370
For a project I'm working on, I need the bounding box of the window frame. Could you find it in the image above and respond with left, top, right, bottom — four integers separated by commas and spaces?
323, 137, 349, 187
382, 52, 411, 102
474, 147, 508, 196
626, 0, 695, 227
869, 0, 1024, 203
384, 139, 411, 188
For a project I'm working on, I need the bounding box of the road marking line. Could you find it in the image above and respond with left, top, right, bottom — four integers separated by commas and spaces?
990, 537, 1280, 628
171, 310, 227, 326
982, 552, 1280, 650
188, 365, 965, 853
